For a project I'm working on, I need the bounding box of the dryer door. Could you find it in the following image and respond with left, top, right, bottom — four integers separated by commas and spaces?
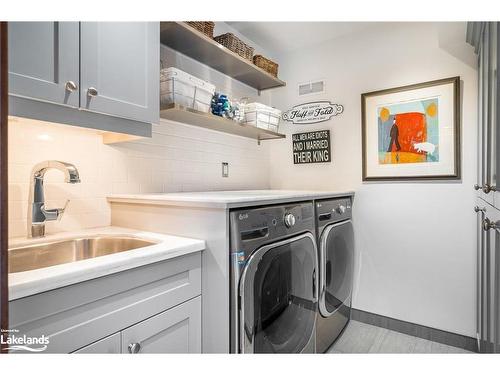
319, 220, 354, 317
239, 232, 318, 353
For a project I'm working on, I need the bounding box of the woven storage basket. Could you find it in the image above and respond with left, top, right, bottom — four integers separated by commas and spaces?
214, 33, 254, 61
185, 22, 215, 38
253, 55, 279, 77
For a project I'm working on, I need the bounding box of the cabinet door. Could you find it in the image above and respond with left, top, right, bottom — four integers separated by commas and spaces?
80, 22, 159, 124
477, 22, 500, 207
122, 296, 201, 354
478, 200, 500, 353
492, 23, 500, 207
8, 22, 80, 107
72, 333, 121, 354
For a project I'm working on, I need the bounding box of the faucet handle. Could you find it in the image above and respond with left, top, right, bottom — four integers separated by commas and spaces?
59, 199, 70, 218
42, 200, 70, 221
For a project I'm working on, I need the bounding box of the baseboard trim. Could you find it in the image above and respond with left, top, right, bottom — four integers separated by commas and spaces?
351, 308, 478, 353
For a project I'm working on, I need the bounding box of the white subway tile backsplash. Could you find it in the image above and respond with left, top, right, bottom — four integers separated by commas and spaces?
9, 183, 29, 202
8, 200, 27, 220
9, 219, 26, 239
8, 117, 270, 238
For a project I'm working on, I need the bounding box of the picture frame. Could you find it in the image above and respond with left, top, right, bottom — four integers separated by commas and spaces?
361, 76, 461, 181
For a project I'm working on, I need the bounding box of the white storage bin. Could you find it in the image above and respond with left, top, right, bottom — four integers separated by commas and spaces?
244, 103, 281, 131
160, 67, 216, 113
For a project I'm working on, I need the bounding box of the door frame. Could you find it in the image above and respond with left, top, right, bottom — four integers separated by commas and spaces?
0, 21, 9, 353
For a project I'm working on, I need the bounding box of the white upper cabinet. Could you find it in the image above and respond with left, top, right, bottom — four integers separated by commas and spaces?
8, 22, 80, 107
80, 22, 159, 124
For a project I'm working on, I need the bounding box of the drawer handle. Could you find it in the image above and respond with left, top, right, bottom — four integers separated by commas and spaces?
128, 342, 141, 354
87, 87, 98, 97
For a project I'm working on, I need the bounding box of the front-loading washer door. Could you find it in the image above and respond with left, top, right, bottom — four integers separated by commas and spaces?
239, 232, 318, 353
319, 220, 354, 318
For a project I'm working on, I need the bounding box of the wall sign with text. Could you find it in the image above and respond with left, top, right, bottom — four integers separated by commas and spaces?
292, 130, 331, 164
282, 101, 344, 124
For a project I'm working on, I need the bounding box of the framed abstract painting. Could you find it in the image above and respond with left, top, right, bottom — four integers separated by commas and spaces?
361, 76, 460, 181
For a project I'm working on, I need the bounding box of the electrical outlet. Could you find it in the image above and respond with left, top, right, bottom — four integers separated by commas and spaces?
222, 162, 229, 177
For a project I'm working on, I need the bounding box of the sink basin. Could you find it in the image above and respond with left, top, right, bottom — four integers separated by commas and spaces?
8, 235, 159, 273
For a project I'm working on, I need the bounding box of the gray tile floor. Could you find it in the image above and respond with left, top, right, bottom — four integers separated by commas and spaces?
327, 320, 473, 353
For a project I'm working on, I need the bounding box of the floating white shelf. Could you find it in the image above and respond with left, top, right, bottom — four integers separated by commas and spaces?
160, 104, 286, 144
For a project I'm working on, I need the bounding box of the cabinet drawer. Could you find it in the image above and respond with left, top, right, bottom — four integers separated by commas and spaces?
10, 252, 201, 353
122, 296, 201, 354
73, 333, 121, 354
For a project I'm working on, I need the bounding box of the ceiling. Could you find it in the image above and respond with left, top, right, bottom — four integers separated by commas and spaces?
226, 22, 378, 53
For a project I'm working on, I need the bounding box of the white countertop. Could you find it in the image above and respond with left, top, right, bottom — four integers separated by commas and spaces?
8, 226, 205, 301
107, 189, 355, 209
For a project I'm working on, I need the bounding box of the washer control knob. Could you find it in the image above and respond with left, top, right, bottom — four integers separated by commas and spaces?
284, 213, 296, 228
336, 205, 347, 214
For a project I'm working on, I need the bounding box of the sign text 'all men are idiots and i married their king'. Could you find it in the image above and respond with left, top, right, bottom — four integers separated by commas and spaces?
292, 130, 331, 164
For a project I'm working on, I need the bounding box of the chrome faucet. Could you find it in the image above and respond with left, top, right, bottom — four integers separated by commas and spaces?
27, 161, 81, 238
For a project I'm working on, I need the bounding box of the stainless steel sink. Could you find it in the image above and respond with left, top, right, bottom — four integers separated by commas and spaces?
8, 235, 159, 273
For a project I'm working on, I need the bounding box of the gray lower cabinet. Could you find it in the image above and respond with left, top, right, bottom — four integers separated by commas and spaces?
8, 22, 80, 107
73, 333, 121, 354
476, 199, 500, 353
122, 296, 201, 354
80, 22, 159, 124
9, 252, 202, 353
73, 296, 201, 354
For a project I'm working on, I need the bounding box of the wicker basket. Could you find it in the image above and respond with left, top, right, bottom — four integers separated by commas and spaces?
253, 55, 279, 77
185, 22, 215, 38
214, 33, 254, 61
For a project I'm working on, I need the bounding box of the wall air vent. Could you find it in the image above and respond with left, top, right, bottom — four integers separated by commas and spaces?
298, 80, 325, 96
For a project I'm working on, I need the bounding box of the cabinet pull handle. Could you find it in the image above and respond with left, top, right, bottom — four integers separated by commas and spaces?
65, 81, 78, 92
474, 184, 497, 194
87, 87, 98, 97
128, 342, 141, 354
483, 218, 499, 231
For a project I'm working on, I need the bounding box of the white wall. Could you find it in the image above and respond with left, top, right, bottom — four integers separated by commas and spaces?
269, 22, 478, 336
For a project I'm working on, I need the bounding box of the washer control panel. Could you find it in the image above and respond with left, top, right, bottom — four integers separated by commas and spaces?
316, 197, 352, 224
230, 202, 314, 254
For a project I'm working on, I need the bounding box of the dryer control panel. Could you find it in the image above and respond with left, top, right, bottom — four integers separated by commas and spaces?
316, 197, 352, 225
